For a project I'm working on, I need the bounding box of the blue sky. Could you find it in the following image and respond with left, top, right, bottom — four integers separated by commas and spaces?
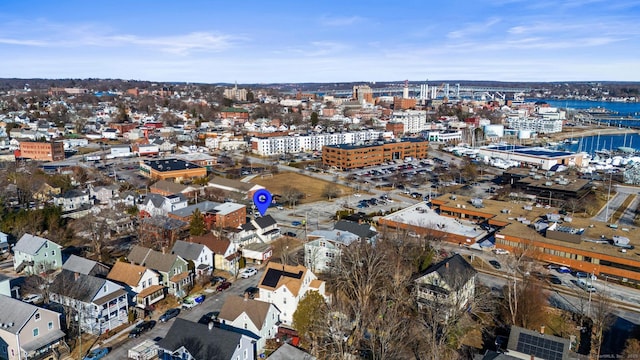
1, 0, 639, 83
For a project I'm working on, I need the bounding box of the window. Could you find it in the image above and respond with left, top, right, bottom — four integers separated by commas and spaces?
33, 328, 39, 337
48, 322, 53, 330
35, 313, 41, 321
51, 250, 55, 256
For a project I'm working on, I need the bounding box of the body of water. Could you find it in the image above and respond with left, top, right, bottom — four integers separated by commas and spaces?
526, 98, 640, 118
556, 133, 640, 155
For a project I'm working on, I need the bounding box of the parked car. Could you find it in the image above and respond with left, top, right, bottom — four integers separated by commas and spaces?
577, 279, 596, 292
210, 276, 227, 285
83, 348, 109, 360
547, 275, 562, 285
159, 308, 180, 322
556, 266, 572, 274
574, 271, 597, 280
240, 268, 258, 278
198, 311, 220, 325
22, 294, 44, 304
489, 260, 502, 269
283, 231, 297, 237
181, 295, 205, 310
492, 248, 510, 255
216, 281, 232, 291
128, 320, 156, 338
291, 221, 302, 226
244, 286, 259, 299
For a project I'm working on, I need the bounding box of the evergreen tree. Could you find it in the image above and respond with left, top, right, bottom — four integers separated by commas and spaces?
189, 208, 206, 236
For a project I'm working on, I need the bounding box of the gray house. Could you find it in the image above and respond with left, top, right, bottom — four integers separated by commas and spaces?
13, 234, 62, 275
49, 270, 128, 335
0, 295, 65, 360
157, 318, 256, 360
62, 255, 110, 278
171, 240, 214, 277
128, 246, 193, 298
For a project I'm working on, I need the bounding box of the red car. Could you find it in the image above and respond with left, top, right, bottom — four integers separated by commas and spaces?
216, 281, 232, 291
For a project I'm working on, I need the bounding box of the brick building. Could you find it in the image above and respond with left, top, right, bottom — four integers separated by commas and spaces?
322, 138, 429, 170
139, 159, 207, 181
17, 141, 65, 161
385, 122, 405, 137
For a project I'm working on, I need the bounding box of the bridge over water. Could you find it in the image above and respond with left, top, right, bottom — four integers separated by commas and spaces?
321, 83, 532, 100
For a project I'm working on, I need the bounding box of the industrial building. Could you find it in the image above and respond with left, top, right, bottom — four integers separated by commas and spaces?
322, 138, 429, 170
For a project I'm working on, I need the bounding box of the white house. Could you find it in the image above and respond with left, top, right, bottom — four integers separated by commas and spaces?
138, 193, 188, 217
107, 261, 165, 309
53, 189, 92, 213
256, 262, 325, 325
171, 240, 214, 276
414, 254, 477, 319
218, 296, 281, 355
304, 229, 359, 274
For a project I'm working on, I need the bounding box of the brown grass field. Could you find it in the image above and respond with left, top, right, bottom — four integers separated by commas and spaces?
250, 172, 352, 204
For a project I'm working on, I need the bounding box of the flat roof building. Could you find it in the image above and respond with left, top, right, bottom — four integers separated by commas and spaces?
139, 158, 207, 181
322, 138, 429, 170
477, 145, 585, 170
17, 141, 65, 162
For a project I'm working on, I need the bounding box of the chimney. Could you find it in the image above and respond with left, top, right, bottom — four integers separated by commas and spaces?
208, 321, 214, 331
540, 325, 545, 335
445, 262, 449, 269
530, 355, 534, 360
244, 292, 249, 301
74, 272, 80, 281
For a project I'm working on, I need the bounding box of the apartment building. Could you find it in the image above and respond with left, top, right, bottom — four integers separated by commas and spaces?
250, 130, 384, 156
391, 110, 427, 133
322, 138, 429, 170
139, 158, 207, 181
506, 117, 563, 134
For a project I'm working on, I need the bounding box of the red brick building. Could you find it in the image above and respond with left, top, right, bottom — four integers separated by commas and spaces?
17, 141, 65, 162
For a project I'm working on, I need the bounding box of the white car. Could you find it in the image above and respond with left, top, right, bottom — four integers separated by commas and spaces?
492, 248, 510, 255
22, 294, 43, 304
240, 268, 258, 279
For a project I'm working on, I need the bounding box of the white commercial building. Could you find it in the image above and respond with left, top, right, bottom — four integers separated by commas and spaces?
391, 110, 427, 133
506, 117, 563, 134
250, 130, 384, 156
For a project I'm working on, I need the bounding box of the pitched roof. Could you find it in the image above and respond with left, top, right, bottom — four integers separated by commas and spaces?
13, 233, 59, 255
150, 179, 188, 194
334, 220, 377, 239
253, 215, 277, 229
218, 296, 275, 331
0, 294, 39, 335
258, 262, 308, 297
169, 201, 220, 218
157, 318, 244, 360
171, 240, 206, 261
268, 343, 316, 360
190, 233, 231, 254
506, 326, 570, 360
208, 177, 263, 193
127, 245, 181, 273
107, 261, 148, 287
62, 255, 101, 275
140, 215, 188, 230
49, 270, 107, 303
418, 254, 477, 290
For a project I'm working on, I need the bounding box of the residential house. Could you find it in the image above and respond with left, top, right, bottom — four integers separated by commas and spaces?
106, 261, 164, 309
0, 231, 9, 254
304, 229, 359, 274
127, 246, 193, 298
149, 179, 200, 199
156, 318, 256, 360
268, 343, 316, 360
53, 189, 92, 212
218, 296, 281, 355
89, 184, 120, 207
168, 201, 246, 230
498, 325, 571, 360
256, 262, 325, 325
171, 240, 214, 276
189, 234, 239, 275
0, 295, 65, 360
333, 220, 378, 242
207, 177, 264, 199
236, 215, 280, 245
138, 193, 188, 217
414, 254, 477, 319
0, 274, 12, 297
49, 270, 128, 335
62, 255, 110, 277
241, 242, 273, 266
139, 216, 188, 249
13, 234, 62, 275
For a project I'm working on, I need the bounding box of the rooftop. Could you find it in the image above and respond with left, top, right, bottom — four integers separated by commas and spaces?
482, 144, 575, 159
142, 158, 203, 172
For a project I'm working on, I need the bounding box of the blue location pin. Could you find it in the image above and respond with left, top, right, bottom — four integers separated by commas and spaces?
253, 189, 272, 217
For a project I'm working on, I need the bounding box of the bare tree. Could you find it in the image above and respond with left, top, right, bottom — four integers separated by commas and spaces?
281, 185, 303, 208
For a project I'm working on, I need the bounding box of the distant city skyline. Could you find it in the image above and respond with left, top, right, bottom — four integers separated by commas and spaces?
1, 0, 639, 83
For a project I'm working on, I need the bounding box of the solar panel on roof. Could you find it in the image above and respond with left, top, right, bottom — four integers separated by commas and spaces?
261, 268, 304, 288
516, 332, 564, 360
